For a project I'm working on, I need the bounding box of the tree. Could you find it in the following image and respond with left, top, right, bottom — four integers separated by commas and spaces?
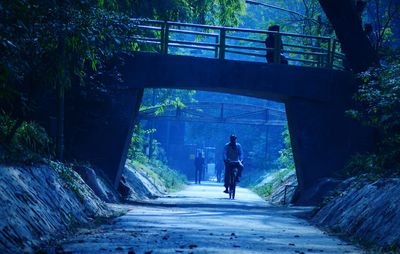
318, 0, 379, 72
125, 0, 246, 26
346, 59, 400, 175
364, 0, 400, 51
0, 0, 137, 160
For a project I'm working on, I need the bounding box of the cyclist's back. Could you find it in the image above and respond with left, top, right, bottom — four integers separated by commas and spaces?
223, 135, 244, 194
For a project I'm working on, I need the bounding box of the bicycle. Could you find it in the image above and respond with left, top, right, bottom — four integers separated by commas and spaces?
226, 160, 242, 200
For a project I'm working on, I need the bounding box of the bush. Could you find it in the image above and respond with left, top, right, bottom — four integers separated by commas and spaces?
277, 126, 295, 171
346, 60, 400, 176
14, 122, 52, 155
0, 114, 53, 163
0, 113, 16, 143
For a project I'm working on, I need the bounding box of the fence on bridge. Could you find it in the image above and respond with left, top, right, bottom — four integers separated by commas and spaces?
139, 102, 287, 126
130, 19, 346, 70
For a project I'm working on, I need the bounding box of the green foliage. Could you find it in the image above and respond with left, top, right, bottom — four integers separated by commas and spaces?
363, 0, 400, 52
0, 113, 53, 163
0, 0, 139, 148
209, 0, 246, 26
14, 122, 52, 156
250, 124, 296, 198
341, 153, 385, 182
130, 160, 186, 192
243, 0, 332, 35
0, 113, 16, 142
141, 89, 197, 110
346, 60, 400, 176
127, 124, 153, 164
50, 161, 84, 202
129, 0, 245, 26
253, 167, 294, 199
277, 126, 295, 171
149, 159, 186, 192
254, 182, 274, 198
127, 122, 185, 191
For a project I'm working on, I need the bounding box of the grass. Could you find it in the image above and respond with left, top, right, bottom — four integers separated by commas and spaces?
129, 159, 187, 192
252, 167, 295, 199
50, 161, 85, 203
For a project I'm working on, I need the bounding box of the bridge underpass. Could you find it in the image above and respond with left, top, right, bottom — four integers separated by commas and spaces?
138, 102, 287, 179
61, 20, 374, 205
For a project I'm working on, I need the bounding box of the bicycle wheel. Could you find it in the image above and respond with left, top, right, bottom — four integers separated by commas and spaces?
232, 181, 236, 199
229, 168, 237, 200
232, 169, 237, 199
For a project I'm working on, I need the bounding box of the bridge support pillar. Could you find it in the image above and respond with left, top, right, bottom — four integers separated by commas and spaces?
64, 87, 144, 189
285, 97, 375, 205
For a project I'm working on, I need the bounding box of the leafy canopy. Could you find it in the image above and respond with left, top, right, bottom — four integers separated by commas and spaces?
346, 57, 400, 176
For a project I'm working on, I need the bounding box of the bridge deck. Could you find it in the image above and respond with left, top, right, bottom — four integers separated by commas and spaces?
118, 52, 351, 102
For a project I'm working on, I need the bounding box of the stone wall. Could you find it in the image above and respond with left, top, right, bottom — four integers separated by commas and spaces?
0, 164, 113, 253
312, 178, 400, 250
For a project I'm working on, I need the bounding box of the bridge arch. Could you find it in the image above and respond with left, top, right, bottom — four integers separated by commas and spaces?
97, 51, 372, 204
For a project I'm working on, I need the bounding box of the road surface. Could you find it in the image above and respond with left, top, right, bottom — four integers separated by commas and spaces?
59, 182, 364, 254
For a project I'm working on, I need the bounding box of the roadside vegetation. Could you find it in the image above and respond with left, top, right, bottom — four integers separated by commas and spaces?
345, 57, 400, 179
128, 160, 186, 193
252, 126, 296, 200
0, 114, 53, 163
128, 94, 191, 192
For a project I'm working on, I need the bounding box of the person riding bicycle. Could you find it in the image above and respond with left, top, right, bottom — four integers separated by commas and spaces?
223, 134, 244, 194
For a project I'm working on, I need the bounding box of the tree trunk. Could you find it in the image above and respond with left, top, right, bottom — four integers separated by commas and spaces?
56, 82, 64, 161
318, 0, 379, 72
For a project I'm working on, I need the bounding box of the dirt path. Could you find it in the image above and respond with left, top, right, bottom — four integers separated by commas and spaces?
59, 182, 364, 254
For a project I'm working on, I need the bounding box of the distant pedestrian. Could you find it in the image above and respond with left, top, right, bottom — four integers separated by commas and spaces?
194, 151, 205, 184
265, 25, 288, 64
216, 159, 223, 183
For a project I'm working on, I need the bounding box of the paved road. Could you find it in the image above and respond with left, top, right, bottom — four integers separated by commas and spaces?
59, 182, 364, 254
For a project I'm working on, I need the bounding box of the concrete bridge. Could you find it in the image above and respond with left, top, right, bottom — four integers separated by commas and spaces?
61, 20, 374, 205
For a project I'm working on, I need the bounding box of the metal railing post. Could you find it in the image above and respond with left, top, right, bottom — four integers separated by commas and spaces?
330, 39, 337, 68
219, 28, 226, 60
317, 53, 322, 68
273, 33, 281, 63
160, 22, 165, 53
160, 21, 169, 54
215, 35, 219, 59
326, 38, 333, 68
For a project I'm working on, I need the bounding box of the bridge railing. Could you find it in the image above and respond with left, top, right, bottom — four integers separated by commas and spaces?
130, 19, 345, 70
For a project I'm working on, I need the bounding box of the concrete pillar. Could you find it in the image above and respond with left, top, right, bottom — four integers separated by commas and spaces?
285, 97, 375, 205
65, 87, 144, 188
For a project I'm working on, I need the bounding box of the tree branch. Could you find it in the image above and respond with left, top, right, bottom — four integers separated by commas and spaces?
246, 0, 315, 22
